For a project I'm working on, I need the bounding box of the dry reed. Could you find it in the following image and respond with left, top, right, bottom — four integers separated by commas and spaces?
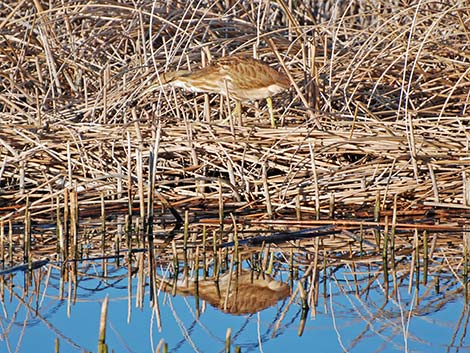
1, 1, 469, 227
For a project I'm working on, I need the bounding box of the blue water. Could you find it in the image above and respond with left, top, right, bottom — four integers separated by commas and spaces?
0, 264, 468, 353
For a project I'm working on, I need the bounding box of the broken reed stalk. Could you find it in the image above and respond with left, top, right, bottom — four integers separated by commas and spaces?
171, 240, 179, 296
374, 192, 381, 223
0, 221, 3, 269
218, 178, 224, 232
127, 250, 132, 324
70, 189, 78, 261
423, 230, 428, 285
309, 237, 320, 314
156, 340, 168, 353
329, 193, 335, 219
225, 327, 231, 353
147, 236, 161, 331
409, 228, 417, 294
414, 229, 420, 300
101, 192, 106, 269
114, 224, 121, 269
213, 229, 219, 278
134, 120, 145, 222
322, 251, 327, 299
390, 195, 398, 298
223, 251, 235, 312
24, 196, 31, 271
308, 143, 320, 220
295, 190, 301, 221
391, 194, 398, 272
382, 216, 389, 299
63, 188, 70, 259
289, 247, 295, 288
98, 295, 109, 353
127, 132, 133, 218
136, 252, 145, 309
8, 221, 13, 266
297, 282, 309, 337
194, 245, 200, 318
125, 215, 132, 254
56, 196, 65, 260
464, 227, 470, 302
262, 163, 273, 219
230, 213, 239, 270
202, 225, 207, 279
183, 210, 189, 281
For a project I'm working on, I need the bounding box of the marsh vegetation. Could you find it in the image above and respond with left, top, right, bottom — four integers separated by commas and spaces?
0, 1, 469, 352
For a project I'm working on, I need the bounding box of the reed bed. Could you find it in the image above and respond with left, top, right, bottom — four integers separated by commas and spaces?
1, 0, 469, 225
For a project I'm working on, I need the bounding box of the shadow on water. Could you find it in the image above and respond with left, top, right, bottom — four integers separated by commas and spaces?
1, 211, 470, 353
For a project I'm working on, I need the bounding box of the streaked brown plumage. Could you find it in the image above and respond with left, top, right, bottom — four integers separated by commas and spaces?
152, 56, 290, 127
157, 269, 290, 315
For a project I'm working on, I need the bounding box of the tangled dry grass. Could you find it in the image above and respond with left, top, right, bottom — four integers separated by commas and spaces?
1, 0, 470, 223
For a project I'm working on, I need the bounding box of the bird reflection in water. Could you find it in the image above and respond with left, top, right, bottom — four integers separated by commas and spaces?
157, 269, 290, 315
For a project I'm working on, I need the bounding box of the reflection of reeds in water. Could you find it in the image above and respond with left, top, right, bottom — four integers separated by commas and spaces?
1, 218, 470, 352
158, 269, 290, 315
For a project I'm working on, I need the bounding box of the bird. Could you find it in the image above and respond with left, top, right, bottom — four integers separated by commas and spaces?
149, 55, 291, 127
156, 269, 291, 315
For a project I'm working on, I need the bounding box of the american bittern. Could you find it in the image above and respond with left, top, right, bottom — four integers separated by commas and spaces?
157, 270, 290, 315
149, 55, 290, 127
